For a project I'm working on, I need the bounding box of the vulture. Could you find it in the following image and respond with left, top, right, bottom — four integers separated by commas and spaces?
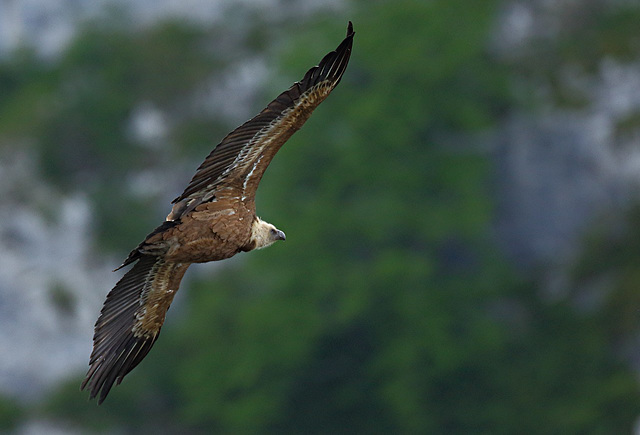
81, 22, 354, 403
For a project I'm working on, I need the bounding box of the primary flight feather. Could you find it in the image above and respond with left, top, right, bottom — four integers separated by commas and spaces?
81, 22, 354, 403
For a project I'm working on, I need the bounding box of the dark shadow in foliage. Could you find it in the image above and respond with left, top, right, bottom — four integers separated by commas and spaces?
272, 323, 394, 434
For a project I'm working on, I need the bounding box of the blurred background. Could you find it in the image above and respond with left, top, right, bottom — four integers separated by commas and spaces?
1, 0, 640, 433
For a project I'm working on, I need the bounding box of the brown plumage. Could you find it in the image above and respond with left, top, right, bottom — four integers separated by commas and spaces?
81, 22, 354, 403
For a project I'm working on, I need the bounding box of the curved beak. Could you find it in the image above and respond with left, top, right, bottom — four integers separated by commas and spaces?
276, 229, 286, 241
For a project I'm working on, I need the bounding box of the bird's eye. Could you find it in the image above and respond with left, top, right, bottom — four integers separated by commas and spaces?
270, 228, 277, 235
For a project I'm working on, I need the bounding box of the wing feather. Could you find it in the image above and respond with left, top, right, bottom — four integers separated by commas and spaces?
81, 256, 189, 403
169, 22, 355, 219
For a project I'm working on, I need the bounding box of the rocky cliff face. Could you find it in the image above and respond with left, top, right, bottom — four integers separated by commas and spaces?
0, 149, 112, 400
495, 104, 640, 267
492, 0, 640, 267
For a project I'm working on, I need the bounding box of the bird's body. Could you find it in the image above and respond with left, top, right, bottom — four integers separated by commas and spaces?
82, 22, 354, 403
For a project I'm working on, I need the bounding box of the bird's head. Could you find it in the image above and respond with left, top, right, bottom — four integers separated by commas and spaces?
250, 217, 286, 250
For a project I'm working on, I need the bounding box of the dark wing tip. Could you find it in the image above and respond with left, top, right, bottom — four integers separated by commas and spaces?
295, 21, 354, 93
81, 335, 156, 404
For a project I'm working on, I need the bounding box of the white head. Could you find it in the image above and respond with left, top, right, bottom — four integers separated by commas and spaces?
249, 217, 286, 250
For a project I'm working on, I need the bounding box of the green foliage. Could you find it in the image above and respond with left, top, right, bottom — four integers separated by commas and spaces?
555, 5, 640, 70
29, 0, 640, 432
0, 395, 22, 430
484, 287, 640, 434
573, 205, 640, 340
44, 371, 184, 433
0, 48, 57, 134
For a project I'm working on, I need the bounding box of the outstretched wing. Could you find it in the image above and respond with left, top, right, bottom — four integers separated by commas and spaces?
81, 256, 189, 403
168, 22, 355, 220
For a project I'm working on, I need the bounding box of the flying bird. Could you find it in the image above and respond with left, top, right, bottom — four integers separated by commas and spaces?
81, 22, 354, 403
